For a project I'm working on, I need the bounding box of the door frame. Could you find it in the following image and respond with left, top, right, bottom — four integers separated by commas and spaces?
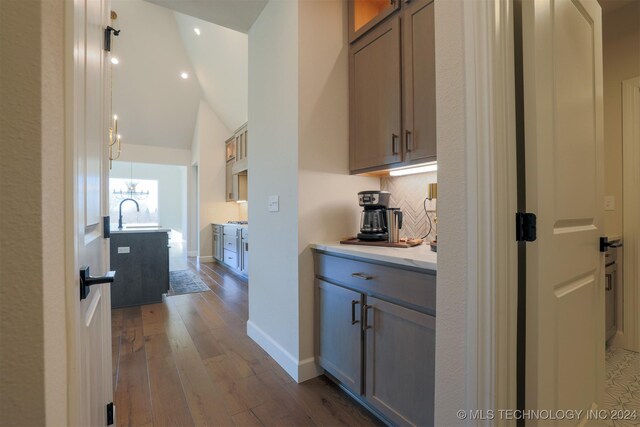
461, 0, 519, 421
622, 76, 640, 352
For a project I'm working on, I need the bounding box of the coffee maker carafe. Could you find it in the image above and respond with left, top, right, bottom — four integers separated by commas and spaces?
357, 191, 391, 241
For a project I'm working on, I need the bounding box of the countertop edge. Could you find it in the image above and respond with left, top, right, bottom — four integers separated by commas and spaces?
311, 242, 437, 272
111, 228, 171, 234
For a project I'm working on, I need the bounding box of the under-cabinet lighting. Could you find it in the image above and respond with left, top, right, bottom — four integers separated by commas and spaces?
180, 72, 189, 79
111, 57, 119, 65
389, 162, 438, 177
194, 28, 201, 35
236, 200, 247, 204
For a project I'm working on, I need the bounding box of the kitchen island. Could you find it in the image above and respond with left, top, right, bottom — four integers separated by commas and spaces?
110, 227, 171, 308
311, 242, 436, 426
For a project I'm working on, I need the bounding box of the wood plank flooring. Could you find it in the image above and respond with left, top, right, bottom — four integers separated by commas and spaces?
112, 259, 382, 427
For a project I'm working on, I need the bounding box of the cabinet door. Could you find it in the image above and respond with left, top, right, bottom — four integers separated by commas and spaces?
213, 232, 220, 260
349, 0, 400, 43
317, 280, 363, 394
364, 296, 435, 426
350, 16, 402, 172
403, 0, 436, 163
225, 162, 234, 201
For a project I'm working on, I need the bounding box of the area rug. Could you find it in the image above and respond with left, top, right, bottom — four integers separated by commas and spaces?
169, 270, 210, 295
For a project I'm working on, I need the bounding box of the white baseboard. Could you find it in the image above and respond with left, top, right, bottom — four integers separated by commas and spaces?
247, 320, 322, 383
198, 255, 214, 263
187, 251, 198, 257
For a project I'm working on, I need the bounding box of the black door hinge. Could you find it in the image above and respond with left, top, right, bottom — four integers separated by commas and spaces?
104, 216, 110, 239
516, 212, 537, 242
106, 402, 114, 425
104, 26, 120, 52
600, 236, 610, 252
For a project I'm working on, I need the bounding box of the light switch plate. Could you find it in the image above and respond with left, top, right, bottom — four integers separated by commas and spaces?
118, 246, 130, 254
268, 195, 279, 212
604, 196, 615, 211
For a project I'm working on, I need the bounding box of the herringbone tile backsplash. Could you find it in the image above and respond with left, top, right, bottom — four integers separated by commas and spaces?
380, 172, 437, 241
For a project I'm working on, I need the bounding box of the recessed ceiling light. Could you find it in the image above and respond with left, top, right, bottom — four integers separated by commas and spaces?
180, 72, 189, 79
194, 28, 201, 35
111, 57, 119, 65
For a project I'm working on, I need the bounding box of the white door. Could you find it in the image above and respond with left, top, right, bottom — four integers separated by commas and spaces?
522, 0, 605, 423
69, 0, 113, 425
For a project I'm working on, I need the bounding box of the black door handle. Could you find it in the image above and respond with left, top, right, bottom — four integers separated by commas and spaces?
80, 266, 116, 300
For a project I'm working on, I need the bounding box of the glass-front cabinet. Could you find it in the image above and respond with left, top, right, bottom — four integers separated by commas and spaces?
349, 0, 400, 42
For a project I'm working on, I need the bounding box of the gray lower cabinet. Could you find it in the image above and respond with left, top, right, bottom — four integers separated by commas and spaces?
365, 296, 435, 426
317, 280, 363, 394
110, 232, 169, 308
314, 250, 435, 426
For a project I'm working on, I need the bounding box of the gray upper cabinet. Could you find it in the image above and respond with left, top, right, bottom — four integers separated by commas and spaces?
365, 296, 435, 427
402, 0, 436, 164
349, 0, 436, 174
317, 280, 363, 395
350, 16, 402, 172
348, 0, 400, 43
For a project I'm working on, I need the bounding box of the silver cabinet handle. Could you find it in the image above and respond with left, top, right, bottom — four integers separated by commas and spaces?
351, 272, 373, 280
351, 300, 360, 325
405, 129, 412, 152
363, 304, 373, 330
391, 134, 399, 155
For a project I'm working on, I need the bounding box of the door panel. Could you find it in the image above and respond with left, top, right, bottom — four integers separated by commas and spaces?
403, 0, 436, 163
522, 0, 604, 420
364, 297, 435, 426
71, 0, 113, 424
317, 280, 363, 394
350, 16, 402, 172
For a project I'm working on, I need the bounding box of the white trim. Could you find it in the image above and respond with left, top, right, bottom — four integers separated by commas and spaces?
246, 320, 322, 383
198, 255, 214, 263
463, 0, 518, 422
622, 76, 640, 352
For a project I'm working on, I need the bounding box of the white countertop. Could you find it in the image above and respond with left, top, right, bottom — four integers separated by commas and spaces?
311, 242, 437, 272
212, 223, 248, 228
111, 226, 171, 234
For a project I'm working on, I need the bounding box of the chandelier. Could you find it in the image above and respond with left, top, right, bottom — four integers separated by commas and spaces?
113, 181, 149, 200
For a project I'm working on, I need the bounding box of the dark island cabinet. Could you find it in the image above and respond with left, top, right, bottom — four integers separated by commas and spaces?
313, 250, 436, 426
110, 231, 169, 308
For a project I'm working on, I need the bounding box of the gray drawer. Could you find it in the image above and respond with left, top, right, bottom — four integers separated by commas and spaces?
223, 249, 238, 269
223, 234, 238, 253
313, 251, 436, 315
223, 226, 238, 236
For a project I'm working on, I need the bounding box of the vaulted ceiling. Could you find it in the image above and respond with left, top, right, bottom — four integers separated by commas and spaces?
111, 0, 248, 150
146, 0, 268, 33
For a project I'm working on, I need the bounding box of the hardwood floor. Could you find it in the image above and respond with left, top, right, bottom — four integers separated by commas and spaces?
112, 259, 382, 427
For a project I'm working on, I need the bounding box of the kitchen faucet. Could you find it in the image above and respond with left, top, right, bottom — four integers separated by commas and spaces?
118, 198, 140, 229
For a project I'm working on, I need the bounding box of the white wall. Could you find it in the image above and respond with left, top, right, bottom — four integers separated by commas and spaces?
247, 0, 302, 375
297, 0, 379, 374
247, 0, 378, 382
435, 0, 468, 426
191, 100, 241, 259
602, 1, 640, 236
110, 161, 187, 233
117, 143, 191, 166
0, 0, 66, 424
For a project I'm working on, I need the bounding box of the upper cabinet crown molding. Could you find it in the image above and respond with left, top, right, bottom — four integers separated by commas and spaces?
349, 0, 436, 175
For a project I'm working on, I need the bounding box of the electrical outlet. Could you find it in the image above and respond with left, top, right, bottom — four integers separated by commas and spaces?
117, 246, 130, 254
604, 196, 615, 211
268, 195, 279, 212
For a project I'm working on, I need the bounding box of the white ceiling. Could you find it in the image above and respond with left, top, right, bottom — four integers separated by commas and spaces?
111, 0, 203, 149
174, 12, 248, 131
145, 0, 268, 33
111, 0, 249, 150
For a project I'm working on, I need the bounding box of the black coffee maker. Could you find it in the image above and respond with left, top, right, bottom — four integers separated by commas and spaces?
357, 190, 391, 241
